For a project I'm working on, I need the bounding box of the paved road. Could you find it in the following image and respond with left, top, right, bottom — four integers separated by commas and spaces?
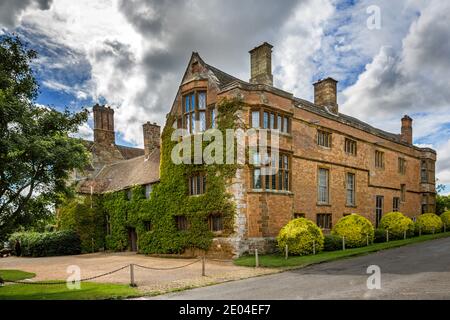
149, 237, 450, 300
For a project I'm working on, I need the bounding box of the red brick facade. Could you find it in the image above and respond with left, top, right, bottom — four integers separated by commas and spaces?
169, 43, 437, 257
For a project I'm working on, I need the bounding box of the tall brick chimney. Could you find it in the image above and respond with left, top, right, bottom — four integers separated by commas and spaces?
143, 122, 160, 156
313, 78, 338, 114
249, 42, 273, 86
401, 115, 413, 144
93, 104, 115, 146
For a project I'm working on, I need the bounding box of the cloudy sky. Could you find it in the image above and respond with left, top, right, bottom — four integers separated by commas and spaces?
1, 0, 450, 193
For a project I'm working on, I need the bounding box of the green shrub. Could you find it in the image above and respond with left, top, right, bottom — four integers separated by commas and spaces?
57, 196, 106, 253
331, 214, 374, 248
374, 228, 386, 243
440, 211, 450, 229
9, 231, 81, 257
415, 213, 443, 234
323, 234, 342, 251
380, 212, 414, 240
277, 218, 324, 256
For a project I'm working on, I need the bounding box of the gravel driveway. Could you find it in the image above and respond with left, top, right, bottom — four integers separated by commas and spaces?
0, 252, 277, 294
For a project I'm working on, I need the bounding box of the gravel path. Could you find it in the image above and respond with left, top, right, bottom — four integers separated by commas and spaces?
0, 252, 277, 294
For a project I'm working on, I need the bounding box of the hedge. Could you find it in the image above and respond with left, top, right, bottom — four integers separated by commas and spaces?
441, 211, 450, 229
332, 214, 374, 248
324, 234, 342, 251
379, 212, 414, 240
9, 231, 81, 257
415, 213, 443, 234
57, 196, 106, 253
277, 218, 324, 256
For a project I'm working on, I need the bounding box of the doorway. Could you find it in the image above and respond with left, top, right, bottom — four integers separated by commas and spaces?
128, 227, 138, 252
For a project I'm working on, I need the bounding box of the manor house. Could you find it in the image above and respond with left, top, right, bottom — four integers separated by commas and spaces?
77, 42, 436, 257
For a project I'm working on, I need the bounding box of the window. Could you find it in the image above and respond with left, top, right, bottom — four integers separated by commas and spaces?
175, 216, 189, 231
421, 160, 428, 183
251, 108, 291, 133
145, 184, 152, 199
106, 215, 111, 236
400, 184, 406, 202
398, 158, 406, 175
252, 151, 290, 191
263, 111, 269, 129
209, 108, 216, 129
251, 110, 260, 128
393, 197, 400, 212
277, 115, 282, 132
318, 168, 330, 204
317, 214, 332, 229
421, 159, 435, 184
143, 221, 152, 232
344, 138, 357, 156
183, 91, 207, 134
346, 173, 356, 206
279, 154, 290, 191
208, 214, 224, 232
294, 213, 305, 219
376, 196, 384, 228
283, 117, 289, 134
375, 150, 384, 169
317, 130, 332, 148
189, 173, 206, 195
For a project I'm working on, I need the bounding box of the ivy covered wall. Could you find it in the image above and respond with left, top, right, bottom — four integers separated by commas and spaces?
58, 98, 241, 255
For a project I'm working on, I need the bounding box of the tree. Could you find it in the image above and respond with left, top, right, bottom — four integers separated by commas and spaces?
0, 35, 90, 240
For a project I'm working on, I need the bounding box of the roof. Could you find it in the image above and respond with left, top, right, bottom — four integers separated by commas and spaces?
78, 149, 160, 194
202, 60, 430, 150
81, 140, 144, 160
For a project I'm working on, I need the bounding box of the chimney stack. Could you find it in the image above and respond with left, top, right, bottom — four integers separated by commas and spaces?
401, 115, 413, 144
143, 122, 161, 156
93, 104, 115, 146
249, 42, 273, 86
313, 78, 338, 114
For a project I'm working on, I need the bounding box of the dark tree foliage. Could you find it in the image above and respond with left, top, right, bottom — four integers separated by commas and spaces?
0, 35, 90, 240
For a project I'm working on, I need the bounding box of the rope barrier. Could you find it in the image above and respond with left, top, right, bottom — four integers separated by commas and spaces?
3, 257, 231, 286
3, 264, 130, 285
133, 259, 201, 271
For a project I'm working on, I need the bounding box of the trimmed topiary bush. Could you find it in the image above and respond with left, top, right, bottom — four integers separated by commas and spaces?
9, 231, 81, 257
415, 213, 443, 234
331, 214, 374, 248
323, 234, 342, 251
380, 212, 414, 240
441, 211, 450, 230
277, 218, 324, 256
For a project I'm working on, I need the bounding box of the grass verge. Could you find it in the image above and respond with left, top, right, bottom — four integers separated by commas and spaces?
0, 280, 141, 300
0, 270, 36, 281
234, 232, 450, 268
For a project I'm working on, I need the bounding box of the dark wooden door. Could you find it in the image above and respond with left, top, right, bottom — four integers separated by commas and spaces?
128, 228, 138, 252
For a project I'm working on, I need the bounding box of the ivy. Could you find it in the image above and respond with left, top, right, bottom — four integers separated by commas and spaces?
58, 98, 242, 255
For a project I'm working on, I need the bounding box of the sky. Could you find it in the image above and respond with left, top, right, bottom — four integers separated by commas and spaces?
1, 0, 450, 194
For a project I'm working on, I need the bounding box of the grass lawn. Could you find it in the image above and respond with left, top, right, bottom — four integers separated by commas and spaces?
234, 232, 450, 268
0, 280, 141, 300
0, 270, 36, 282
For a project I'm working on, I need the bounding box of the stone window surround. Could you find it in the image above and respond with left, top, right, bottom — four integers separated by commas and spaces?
249, 106, 292, 134
317, 166, 330, 205
250, 149, 292, 192
317, 129, 332, 149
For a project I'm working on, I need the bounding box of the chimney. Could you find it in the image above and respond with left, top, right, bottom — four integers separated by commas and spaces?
401, 115, 413, 144
143, 122, 161, 156
313, 78, 338, 114
249, 42, 273, 86
93, 104, 115, 146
